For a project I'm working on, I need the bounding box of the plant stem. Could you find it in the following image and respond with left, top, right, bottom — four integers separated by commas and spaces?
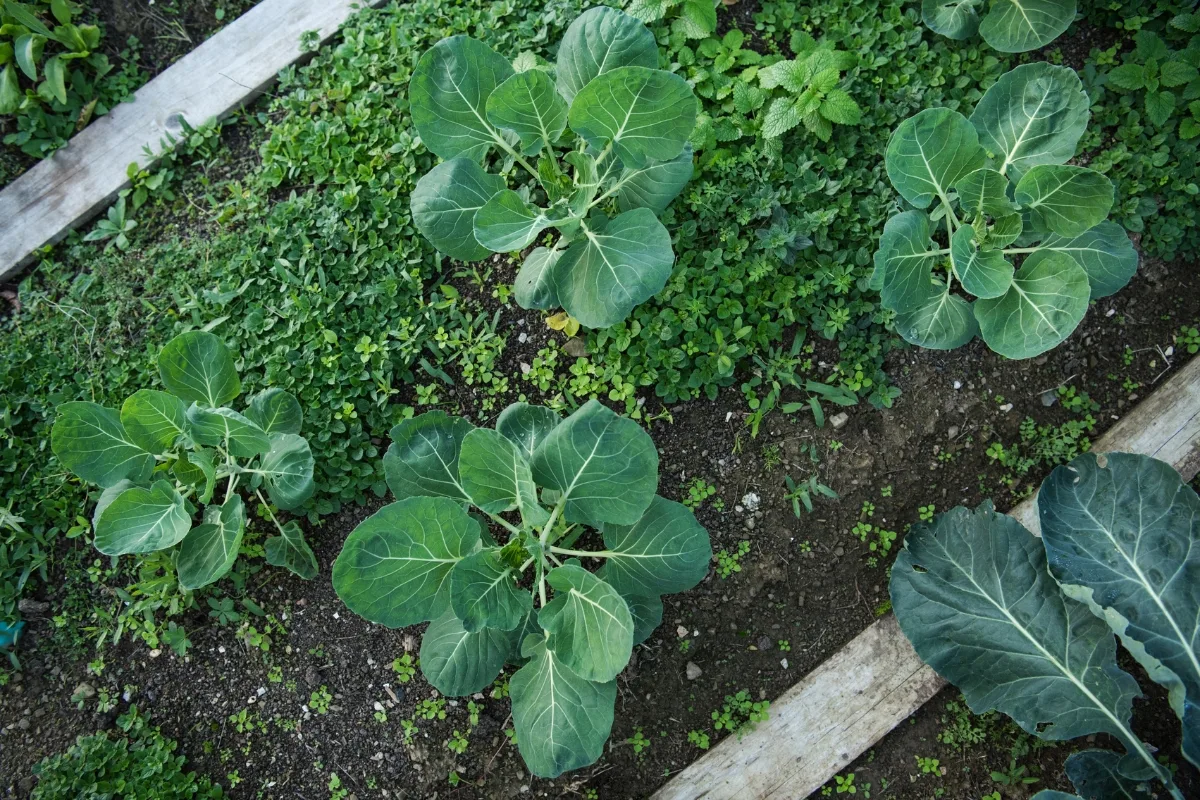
490, 132, 540, 182
254, 488, 288, 537
548, 546, 613, 559
539, 496, 568, 547
486, 512, 522, 537
1002, 247, 1041, 254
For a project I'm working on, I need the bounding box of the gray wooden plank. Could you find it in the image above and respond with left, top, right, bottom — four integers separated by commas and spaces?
0, 0, 380, 282
653, 354, 1200, 800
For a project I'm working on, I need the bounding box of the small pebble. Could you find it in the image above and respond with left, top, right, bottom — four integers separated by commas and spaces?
686, 662, 703, 680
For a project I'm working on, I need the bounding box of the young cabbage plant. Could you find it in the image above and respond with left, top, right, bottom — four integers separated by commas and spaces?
873, 63, 1136, 359
50, 331, 319, 590
331, 400, 712, 778
408, 6, 698, 331
921, 0, 1076, 53
890, 452, 1199, 800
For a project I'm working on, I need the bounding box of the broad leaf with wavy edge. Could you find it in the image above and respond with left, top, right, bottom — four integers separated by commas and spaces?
598, 496, 712, 597
895, 284, 979, 349
245, 388, 303, 435
120, 390, 187, 452
1063, 749, 1160, 799
178, 495, 245, 590
496, 402, 561, 463
531, 399, 658, 527
885, 108, 985, 208
421, 610, 515, 695
969, 63, 1089, 182
473, 190, 565, 252
331, 497, 480, 628
1035, 222, 1137, 299
921, 0, 980, 39
955, 167, 1018, 220
621, 592, 663, 645
951, 224, 1014, 299
186, 405, 270, 459
556, 6, 659, 105
873, 210, 942, 310
158, 331, 241, 407
411, 158, 506, 262
1015, 164, 1114, 237
1040, 453, 1200, 767
458, 428, 548, 527
510, 635, 616, 778
383, 412, 476, 502
409, 36, 513, 161
94, 479, 191, 556
615, 143, 694, 213
513, 246, 562, 310
486, 70, 567, 156
265, 520, 318, 580
568, 66, 696, 169
979, 0, 1076, 54
259, 433, 315, 511
540, 563, 633, 682
52, 402, 154, 488
975, 251, 1089, 359
450, 548, 533, 632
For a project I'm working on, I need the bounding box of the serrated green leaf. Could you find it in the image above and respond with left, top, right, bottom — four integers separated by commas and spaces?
615, 143, 694, 213
265, 520, 318, 580
886, 108, 986, 208
568, 66, 696, 169
421, 610, 514, 695
1107, 63, 1147, 91
383, 412, 476, 501
245, 388, 302, 435
52, 401, 154, 488
555, 6, 659, 105
497, 402, 561, 463
259, 433, 315, 511
761, 95, 801, 137
819, 89, 861, 125
975, 251, 1089, 359
1035, 221, 1137, 298
186, 405, 270, 459
94, 480, 191, 556
921, 0, 981, 39
459, 428, 548, 527
1145, 89, 1175, 127
177, 495, 245, 590
674, 0, 717, 39
1015, 164, 1114, 237
1162, 60, 1199, 88
486, 69, 567, 156
411, 158, 506, 262
158, 331, 240, 407
978, 0, 1076, 53
450, 548, 533, 632
951, 224, 1014, 299
598, 496, 711, 596
409, 36, 512, 161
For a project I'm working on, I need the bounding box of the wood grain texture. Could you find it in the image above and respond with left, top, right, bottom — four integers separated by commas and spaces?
0, 0, 381, 281
654, 354, 1200, 800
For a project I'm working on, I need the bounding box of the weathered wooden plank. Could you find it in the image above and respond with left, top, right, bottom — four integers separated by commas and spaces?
653, 354, 1200, 800
0, 0, 381, 282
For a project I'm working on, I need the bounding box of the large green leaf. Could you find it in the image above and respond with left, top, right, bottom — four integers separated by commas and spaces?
186, 405, 271, 459
568, 66, 696, 169
94, 480, 191, 556
955, 167, 1017, 220
486, 69, 567, 156
513, 246, 562, 310
158, 331, 241, 407
975, 251, 1089, 359
409, 36, 513, 161
615, 143, 694, 213
459, 428, 548, 527
950, 224, 1014, 299
177, 495, 245, 590
894, 285, 979, 350
555, 6, 659, 105
1015, 165, 1114, 238
450, 548, 533, 632
1040, 453, 1200, 750
420, 610, 514, 696
331, 497, 480, 628
244, 388, 303, 435
52, 402, 154, 488
873, 210, 941, 311
411, 158, 506, 262
1035, 222, 1137, 299
969, 63, 1089, 182
496, 402, 561, 462
383, 412, 476, 501
598, 496, 711, 597
890, 503, 1163, 775
1064, 750, 1158, 799
552, 208, 674, 329
540, 563, 634, 682
120, 390, 188, 453
530, 399, 658, 527
618, 591, 663, 646
921, 0, 980, 39
473, 190, 563, 252
265, 520, 318, 580
510, 635, 616, 778
885, 108, 985, 209
979, 0, 1076, 53
259, 433, 315, 511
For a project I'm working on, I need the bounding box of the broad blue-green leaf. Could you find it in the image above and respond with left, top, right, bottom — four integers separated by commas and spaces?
245, 388, 302, 435
510, 635, 616, 778
265, 520, 318, 580
486, 70, 567, 156
622, 592, 663, 646
52, 402, 154, 488
531, 399, 658, 527
598, 496, 711, 596
955, 167, 1017, 219
420, 610, 513, 696
568, 66, 697, 169
92, 480, 135, 530
94, 480, 191, 556
331, 497, 480, 628
187, 448, 217, 504
383, 412, 476, 501
473, 190, 563, 252
1031, 793, 1081, 800
186, 405, 270, 458
615, 143, 694, 213
409, 36, 513, 161
885, 108, 985, 208
513, 246, 562, 310
921, 0, 980, 39
259, 433, 315, 511
555, 6, 659, 105
951, 224, 1014, 299
894, 285, 979, 350
979, 0, 1076, 53
411, 158, 506, 262
1015, 165, 1114, 237
497, 402, 561, 462
1040, 453, 1200, 752
450, 548, 533, 632
1064, 750, 1158, 799
1035, 222, 1137, 299
975, 251, 1089, 359
552, 208, 674, 329
970, 63, 1089, 182
177, 495, 245, 590
158, 331, 241, 407
120, 390, 187, 452
990, 212, 1024, 248
540, 563, 633, 682
873, 210, 942, 311
890, 503, 1165, 779
458, 428, 548, 527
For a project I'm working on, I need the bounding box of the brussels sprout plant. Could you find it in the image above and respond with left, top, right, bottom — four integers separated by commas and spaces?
921, 0, 1076, 53
408, 6, 698, 330
332, 400, 712, 778
890, 452, 1198, 800
873, 63, 1137, 359
50, 331, 319, 590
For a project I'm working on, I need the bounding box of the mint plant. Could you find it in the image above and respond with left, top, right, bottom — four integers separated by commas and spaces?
50, 331, 318, 590
1103, 29, 1200, 131
408, 7, 698, 330
626, 0, 718, 41
891, 452, 1199, 800
921, 0, 1076, 53
756, 34, 860, 141
873, 63, 1137, 359
332, 400, 712, 777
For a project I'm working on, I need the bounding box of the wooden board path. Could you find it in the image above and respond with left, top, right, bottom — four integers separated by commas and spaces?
0, 0, 382, 282
654, 354, 1200, 800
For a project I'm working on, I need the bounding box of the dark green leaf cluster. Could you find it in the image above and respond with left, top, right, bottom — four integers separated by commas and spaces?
1102, 28, 1200, 133
332, 400, 711, 778
625, 0, 717, 43
921, 0, 1076, 53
